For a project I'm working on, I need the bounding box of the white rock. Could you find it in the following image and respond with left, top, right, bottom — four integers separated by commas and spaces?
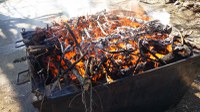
194, 2, 200, 7
183, 1, 194, 7
174, 1, 180, 5
175, 4, 182, 9
193, 7, 200, 12
179, 7, 187, 12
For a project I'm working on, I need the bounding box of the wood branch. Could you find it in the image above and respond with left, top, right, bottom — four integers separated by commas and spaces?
102, 59, 113, 83
138, 39, 166, 65
89, 58, 94, 75
84, 28, 91, 38
28, 45, 47, 49
172, 33, 199, 54
103, 49, 135, 54
94, 56, 107, 73
84, 58, 90, 77
110, 57, 120, 70
176, 28, 184, 45
96, 20, 108, 36
65, 23, 83, 56
127, 16, 147, 24
62, 50, 88, 85
74, 17, 80, 29
138, 39, 148, 60
96, 9, 107, 20
161, 53, 175, 63
132, 61, 146, 74
21, 10, 199, 90
64, 51, 88, 75
13, 56, 34, 63
64, 58, 84, 85
63, 45, 73, 54
83, 58, 91, 91
146, 47, 166, 65
51, 78, 62, 92
121, 56, 141, 74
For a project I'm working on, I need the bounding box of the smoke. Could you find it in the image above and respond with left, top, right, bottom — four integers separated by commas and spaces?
55, 0, 170, 25
55, 0, 143, 18
56, 0, 109, 18
148, 9, 171, 25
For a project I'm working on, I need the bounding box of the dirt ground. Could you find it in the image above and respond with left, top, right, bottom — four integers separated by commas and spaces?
158, 3, 200, 112
0, 0, 200, 112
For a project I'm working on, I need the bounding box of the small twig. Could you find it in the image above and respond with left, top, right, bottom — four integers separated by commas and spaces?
138, 39, 148, 60
133, 56, 141, 74
101, 56, 114, 83
121, 56, 141, 74
103, 49, 135, 54
102, 11, 108, 22
84, 58, 90, 77
110, 56, 121, 71
96, 20, 108, 36
65, 23, 83, 56
64, 51, 88, 74
51, 79, 60, 92
83, 59, 92, 91
84, 28, 91, 38
63, 57, 85, 85
178, 30, 184, 45
94, 56, 107, 73
13, 56, 34, 63
174, 27, 184, 45
127, 16, 147, 24
35, 51, 48, 58
139, 39, 166, 65
58, 38, 64, 53
145, 47, 166, 65
89, 58, 94, 75
74, 17, 80, 29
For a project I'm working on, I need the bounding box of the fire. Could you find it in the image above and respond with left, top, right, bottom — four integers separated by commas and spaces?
167, 44, 172, 52
35, 10, 173, 84
106, 74, 114, 84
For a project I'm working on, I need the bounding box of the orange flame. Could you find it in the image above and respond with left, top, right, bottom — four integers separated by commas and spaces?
38, 10, 173, 84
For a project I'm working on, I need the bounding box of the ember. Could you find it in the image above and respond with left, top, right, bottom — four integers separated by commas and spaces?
14, 10, 199, 101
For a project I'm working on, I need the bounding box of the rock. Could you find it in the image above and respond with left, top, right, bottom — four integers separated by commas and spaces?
192, 3, 200, 13
1, 106, 5, 110
193, 7, 200, 13
175, 4, 182, 9
174, 1, 180, 6
195, 13, 200, 17
194, 2, 200, 7
164, 0, 176, 4
183, 1, 194, 8
179, 7, 187, 12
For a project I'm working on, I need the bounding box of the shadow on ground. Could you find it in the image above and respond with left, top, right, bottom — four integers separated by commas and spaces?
0, 13, 50, 112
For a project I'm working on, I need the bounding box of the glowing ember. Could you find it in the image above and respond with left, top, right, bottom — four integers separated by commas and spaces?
25, 10, 191, 86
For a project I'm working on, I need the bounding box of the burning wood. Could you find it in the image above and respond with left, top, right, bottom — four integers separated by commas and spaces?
14, 10, 198, 97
